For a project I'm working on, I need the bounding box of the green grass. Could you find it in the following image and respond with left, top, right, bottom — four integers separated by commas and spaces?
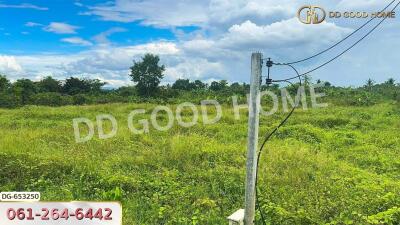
1, 102, 400, 224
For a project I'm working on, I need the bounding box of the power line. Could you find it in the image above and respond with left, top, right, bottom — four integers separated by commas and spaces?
274, 0, 400, 82
255, 64, 302, 225
272, 0, 397, 65
251, 2, 399, 223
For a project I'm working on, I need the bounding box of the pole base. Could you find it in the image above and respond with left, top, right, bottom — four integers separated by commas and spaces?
227, 209, 244, 225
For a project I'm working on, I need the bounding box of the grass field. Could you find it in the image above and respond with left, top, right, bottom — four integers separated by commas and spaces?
1, 102, 400, 224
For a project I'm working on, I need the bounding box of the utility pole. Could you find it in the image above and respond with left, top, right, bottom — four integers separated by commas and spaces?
244, 52, 262, 225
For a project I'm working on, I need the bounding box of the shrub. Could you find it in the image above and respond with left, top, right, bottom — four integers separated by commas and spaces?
72, 94, 88, 105
32, 93, 72, 106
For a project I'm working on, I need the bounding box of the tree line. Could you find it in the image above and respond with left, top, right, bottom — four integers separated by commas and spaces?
0, 53, 399, 108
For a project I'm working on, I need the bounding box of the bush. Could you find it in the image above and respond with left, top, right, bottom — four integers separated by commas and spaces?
0, 93, 17, 108
73, 94, 89, 105
32, 93, 72, 106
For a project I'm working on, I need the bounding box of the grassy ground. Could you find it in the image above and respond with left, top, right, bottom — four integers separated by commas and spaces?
0, 102, 400, 224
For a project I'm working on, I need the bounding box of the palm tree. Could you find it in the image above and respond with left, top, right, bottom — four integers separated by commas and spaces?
365, 78, 375, 91
385, 78, 395, 86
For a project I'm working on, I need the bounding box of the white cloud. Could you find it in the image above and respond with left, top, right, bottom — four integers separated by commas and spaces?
74, 2, 84, 7
219, 18, 352, 50
61, 37, 93, 46
86, 0, 209, 27
93, 27, 127, 45
62, 42, 180, 74
0, 56, 23, 74
25, 22, 43, 27
0, 3, 48, 10
3, 42, 180, 86
165, 58, 226, 81
337, 0, 390, 10
84, 0, 301, 29
44, 22, 80, 34
3, 0, 400, 87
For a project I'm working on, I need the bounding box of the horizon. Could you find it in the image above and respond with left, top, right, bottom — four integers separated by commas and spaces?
0, 0, 399, 88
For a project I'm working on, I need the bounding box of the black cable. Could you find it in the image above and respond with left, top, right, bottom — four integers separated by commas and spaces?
269, 0, 397, 65
254, 3, 399, 221
274, 0, 400, 82
255, 65, 302, 224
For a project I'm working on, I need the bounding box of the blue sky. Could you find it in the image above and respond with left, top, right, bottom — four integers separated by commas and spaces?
0, 0, 399, 87
0, 0, 189, 54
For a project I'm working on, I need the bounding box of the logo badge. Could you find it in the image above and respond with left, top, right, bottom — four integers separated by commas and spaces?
298, 6, 326, 24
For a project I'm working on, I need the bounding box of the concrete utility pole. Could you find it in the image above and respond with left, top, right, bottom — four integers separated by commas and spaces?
244, 53, 262, 225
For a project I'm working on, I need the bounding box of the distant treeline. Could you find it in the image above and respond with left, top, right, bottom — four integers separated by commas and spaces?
0, 53, 399, 108
0, 74, 399, 108
0, 75, 253, 107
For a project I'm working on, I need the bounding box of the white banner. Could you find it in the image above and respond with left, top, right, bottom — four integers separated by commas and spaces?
0, 192, 40, 202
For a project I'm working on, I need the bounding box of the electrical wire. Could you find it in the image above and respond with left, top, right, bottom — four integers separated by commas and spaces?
274, 0, 400, 82
255, 64, 302, 224
268, 0, 397, 65
253, 2, 399, 223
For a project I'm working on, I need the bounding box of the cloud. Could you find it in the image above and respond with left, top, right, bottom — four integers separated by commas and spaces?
165, 58, 226, 81
0, 3, 48, 10
25, 22, 43, 27
61, 37, 93, 46
219, 18, 353, 50
43, 22, 80, 34
3, 1, 400, 87
337, 0, 390, 10
1, 15, 358, 87
62, 42, 180, 74
3, 42, 181, 86
84, 0, 298, 28
85, 0, 209, 26
74, 2, 84, 7
0, 56, 23, 74
93, 27, 127, 45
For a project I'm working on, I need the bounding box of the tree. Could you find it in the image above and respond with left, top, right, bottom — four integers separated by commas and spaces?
37, 76, 61, 93
230, 82, 244, 94
0, 75, 14, 108
85, 79, 106, 93
117, 86, 137, 97
365, 78, 375, 91
385, 78, 395, 86
129, 54, 165, 97
0, 75, 11, 92
193, 80, 206, 90
172, 79, 193, 91
12, 79, 37, 105
62, 77, 105, 95
62, 77, 90, 95
210, 80, 228, 91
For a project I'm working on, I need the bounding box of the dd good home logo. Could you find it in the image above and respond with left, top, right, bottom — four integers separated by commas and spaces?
297, 5, 326, 24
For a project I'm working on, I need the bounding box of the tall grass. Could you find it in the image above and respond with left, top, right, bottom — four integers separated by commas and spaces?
0, 103, 399, 224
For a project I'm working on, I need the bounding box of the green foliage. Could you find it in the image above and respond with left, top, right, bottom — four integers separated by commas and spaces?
0, 72, 399, 109
210, 80, 228, 91
72, 94, 88, 105
0, 103, 400, 224
130, 53, 165, 97
37, 76, 62, 93
12, 79, 37, 105
62, 77, 106, 95
172, 79, 207, 91
0, 74, 11, 91
32, 92, 72, 106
